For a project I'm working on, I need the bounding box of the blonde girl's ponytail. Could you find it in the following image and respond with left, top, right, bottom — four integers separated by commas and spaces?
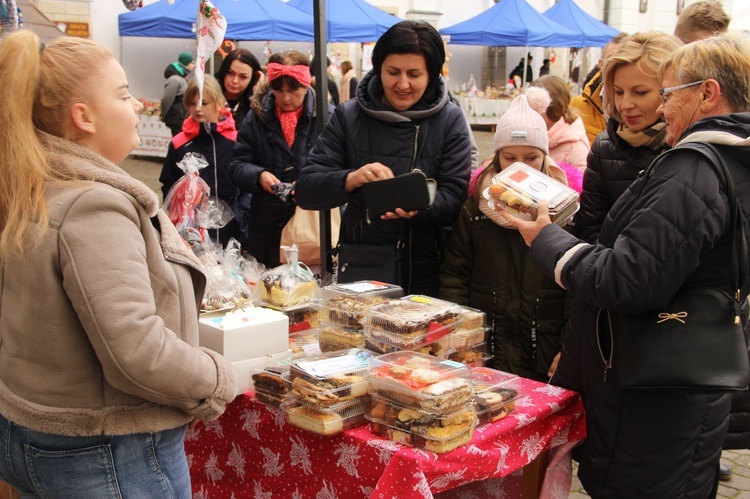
0, 30, 52, 260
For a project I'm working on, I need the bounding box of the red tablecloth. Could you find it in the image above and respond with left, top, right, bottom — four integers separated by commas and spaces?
185, 378, 585, 498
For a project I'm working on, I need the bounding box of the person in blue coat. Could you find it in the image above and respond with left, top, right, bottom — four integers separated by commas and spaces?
294, 20, 472, 296
229, 50, 333, 267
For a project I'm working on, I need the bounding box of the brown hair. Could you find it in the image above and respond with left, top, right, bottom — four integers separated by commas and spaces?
0, 31, 113, 259
341, 60, 353, 75
183, 75, 226, 109
530, 75, 577, 124
675, 1, 730, 43
269, 50, 311, 91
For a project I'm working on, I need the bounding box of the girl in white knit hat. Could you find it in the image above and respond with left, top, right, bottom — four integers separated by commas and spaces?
439, 94, 571, 381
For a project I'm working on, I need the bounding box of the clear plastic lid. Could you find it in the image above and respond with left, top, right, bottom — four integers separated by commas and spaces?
284, 370, 369, 408
368, 351, 473, 413
319, 281, 403, 301
459, 306, 486, 330
289, 348, 372, 382
469, 367, 524, 425
319, 323, 365, 352
289, 329, 321, 358
282, 396, 369, 436
482, 162, 579, 226
448, 343, 492, 368
319, 282, 402, 330
364, 331, 453, 358
251, 365, 288, 394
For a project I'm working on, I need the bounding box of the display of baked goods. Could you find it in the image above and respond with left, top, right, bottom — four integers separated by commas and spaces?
366, 395, 478, 453
448, 344, 492, 367
285, 349, 371, 407
321, 295, 390, 328
282, 396, 370, 436
319, 324, 365, 352
459, 306, 486, 330
368, 352, 474, 414
257, 265, 319, 308
483, 162, 579, 226
450, 326, 487, 350
319, 281, 403, 303
252, 366, 288, 408
280, 304, 319, 333
469, 367, 524, 425
289, 329, 320, 357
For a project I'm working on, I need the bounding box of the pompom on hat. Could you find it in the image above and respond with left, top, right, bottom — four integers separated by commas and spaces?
493, 93, 549, 155
178, 52, 194, 66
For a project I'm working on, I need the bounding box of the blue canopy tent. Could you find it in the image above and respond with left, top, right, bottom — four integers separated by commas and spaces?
440, 0, 582, 48
118, 0, 314, 41
286, 0, 402, 42
543, 0, 619, 47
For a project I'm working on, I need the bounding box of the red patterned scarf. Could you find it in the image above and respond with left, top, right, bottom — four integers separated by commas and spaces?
276, 105, 303, 147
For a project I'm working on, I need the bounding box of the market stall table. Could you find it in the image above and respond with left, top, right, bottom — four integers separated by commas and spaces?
134, 113, 172, 158
184, 377, 585, 498
455, 96, 512, 126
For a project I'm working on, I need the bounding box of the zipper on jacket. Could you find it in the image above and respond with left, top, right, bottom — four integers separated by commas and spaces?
530, 297, 539, 368
596, 308, 614, 382
405, 124, 420, 293
206, 122, 220, 242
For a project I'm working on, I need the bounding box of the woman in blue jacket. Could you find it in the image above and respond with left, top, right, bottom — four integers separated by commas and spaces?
295, 20, 472, 296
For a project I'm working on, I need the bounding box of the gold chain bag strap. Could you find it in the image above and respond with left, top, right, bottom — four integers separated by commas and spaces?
614, 143, 750, 392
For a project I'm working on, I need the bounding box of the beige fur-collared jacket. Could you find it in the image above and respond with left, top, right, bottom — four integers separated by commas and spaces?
0, 134, 236, 437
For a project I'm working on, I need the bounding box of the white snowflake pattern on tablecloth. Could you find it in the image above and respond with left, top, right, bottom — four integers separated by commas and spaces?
546, 481, 570, 499
546, 401, 562, 413
291, 489, 303, 499
253, 480, 273, 499
412, 471, 432, 498
260, 447, 285, 476
514, 412, 537, 428
185, 424, 201, 441
480, 477, 510, 498
430, 468, 467, 489
266, 406, 285, 428
366, 438, 401, 464
316, 479, 339, 499
454, 489, 481, 499
515, 396, 535, 408
205, 452, 225, 484
549, 426, 570, 447
203, 419, 224, 438
334, 443, 361, 478
289, 434, 313, 475
536, 384, 566, 397
193, 485, 209, 499
493, 442, 510, 474
240, 409, 262, 439
358, 485, 373, 497
411, 447, 438, 461
520, 432, 544, 461
227, 442, 246, 480
186, 453, 193, 470
465, 444, 488, 456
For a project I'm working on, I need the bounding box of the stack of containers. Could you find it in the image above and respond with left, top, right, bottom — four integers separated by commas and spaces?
366, 351, 478, 453
447, 306, 493, 367
362, 295, 463, 357
317, 281, 403, 353
251, 364, 289, 408
470, 367, 525, 426
281, 349, 372, 436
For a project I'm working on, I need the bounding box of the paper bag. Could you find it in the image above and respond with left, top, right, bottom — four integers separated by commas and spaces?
280, 207, 341, 265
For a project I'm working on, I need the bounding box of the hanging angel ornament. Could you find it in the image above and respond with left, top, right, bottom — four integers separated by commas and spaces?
194, 0, 226, 101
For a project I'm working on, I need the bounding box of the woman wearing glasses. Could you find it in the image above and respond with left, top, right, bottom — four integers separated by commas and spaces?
499, 36, 750, 498
570, 32, 681, 243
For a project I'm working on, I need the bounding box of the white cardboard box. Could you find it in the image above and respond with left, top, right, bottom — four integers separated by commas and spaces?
199, 307, 289, 362
232, 350, 293, 396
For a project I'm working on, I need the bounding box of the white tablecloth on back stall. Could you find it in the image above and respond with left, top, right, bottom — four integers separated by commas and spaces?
456, 96, 512, 126
134, 114, 172, 158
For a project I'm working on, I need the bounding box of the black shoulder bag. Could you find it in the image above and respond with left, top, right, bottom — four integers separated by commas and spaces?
614, 143, 750, 392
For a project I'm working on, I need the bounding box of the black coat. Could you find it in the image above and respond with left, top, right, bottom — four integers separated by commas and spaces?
159, 113, 248, 246
532, 114, 750, 497
570, 118, 667, 243
229, 87, 332, 267
295, 71, 472, 296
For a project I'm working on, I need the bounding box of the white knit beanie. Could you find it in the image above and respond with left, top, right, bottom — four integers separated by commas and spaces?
493, 93, 549, 154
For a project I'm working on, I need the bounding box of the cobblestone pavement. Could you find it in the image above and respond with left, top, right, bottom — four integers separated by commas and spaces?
121, 128, 750, 497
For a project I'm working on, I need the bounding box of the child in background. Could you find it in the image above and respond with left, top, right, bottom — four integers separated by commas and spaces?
439, 94, 570, 382
160, 75, 249, 246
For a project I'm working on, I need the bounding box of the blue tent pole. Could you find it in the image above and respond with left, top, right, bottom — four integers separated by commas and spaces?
313, 0, 332, 279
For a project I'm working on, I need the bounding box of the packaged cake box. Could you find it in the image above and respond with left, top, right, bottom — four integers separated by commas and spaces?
198, 306, 289, 362
448, 343, 492, 368
318, 323, 365, 352
289, 328, 321, 358
285, 349, 372, 408
483, 162, 579, 226
366, 394, 478, 453
362, 295, 463, 350
469, 367, 524, 425
450, 306, 487, 350
282, 395, 370, 436
231, 349, 292, 397
252, 363, 290, 407
368, 351, 473, 414
319, 281, 403, 329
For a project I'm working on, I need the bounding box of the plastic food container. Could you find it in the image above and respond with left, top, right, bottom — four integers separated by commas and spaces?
260, 302, 319, 333
366, 395, 478, 453
282, 396, 370, 436
469, 367, 524, 425
252, 365, 289, 408
364, 332, 453, 358
286, 349, 371, 407
448, 343, 492, 368
368, 351, 473, 414
289, 329, 321, 358
318, 323, 365, 352
482, 162, 579, 226
318, 281, 403, 329
362, 295, 463, 350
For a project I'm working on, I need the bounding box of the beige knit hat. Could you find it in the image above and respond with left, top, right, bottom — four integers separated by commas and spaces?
493, 93, 549, 154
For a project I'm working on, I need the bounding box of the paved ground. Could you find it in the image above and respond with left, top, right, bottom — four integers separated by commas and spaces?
121, 127, 750, 497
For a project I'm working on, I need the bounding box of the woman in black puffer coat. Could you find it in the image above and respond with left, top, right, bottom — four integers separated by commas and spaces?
295, 20, 471, 297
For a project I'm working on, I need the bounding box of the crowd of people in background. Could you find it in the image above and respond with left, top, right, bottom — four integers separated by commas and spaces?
1, 0, 750, 496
